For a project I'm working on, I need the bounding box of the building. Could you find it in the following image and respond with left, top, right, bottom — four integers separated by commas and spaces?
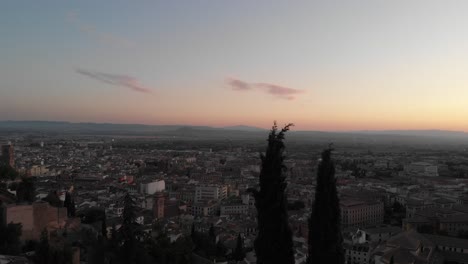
1, 144, 14, 168
2, 201, 68, 241
345, 242, 372, 264
153, 192, 166, 219
425, 234, 468, 263
220, 199, 249, 216
404, 162, 438, 177
373, 230, 444, 264
140, 180, 165, 195
190, 201, 218, 217
29, 165, 49, 177
341, 199, 384, 228
439, 214, 468, 236
195, 184, 227, 203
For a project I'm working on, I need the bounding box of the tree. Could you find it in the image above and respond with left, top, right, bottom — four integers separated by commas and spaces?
0, 222, 22, 255
233, 233, 246, 261
307, 148, 345, 264
209, 224, 216, 243
248, 123, 295, 264
64, 192, 76, 217
119, 192, 143, 264
0, 164, 18, 180
36, 229, 50, 264
43, 191, 62, 207
16, 176, 35, 203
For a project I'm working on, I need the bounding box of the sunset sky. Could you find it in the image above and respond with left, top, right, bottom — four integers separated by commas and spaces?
1, 1, 468, 131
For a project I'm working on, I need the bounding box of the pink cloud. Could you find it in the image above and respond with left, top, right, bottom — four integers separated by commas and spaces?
254, 83, 304, 100
226, 77, 252, 91
76, 68, 152, 94
226, 78, 304, 100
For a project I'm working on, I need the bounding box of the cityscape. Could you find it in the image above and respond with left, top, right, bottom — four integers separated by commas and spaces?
2, 1, 468, 264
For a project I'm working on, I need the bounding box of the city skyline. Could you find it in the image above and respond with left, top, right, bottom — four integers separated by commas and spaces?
2, 1, 468, 131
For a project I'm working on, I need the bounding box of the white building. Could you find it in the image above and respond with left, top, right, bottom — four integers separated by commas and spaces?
140, 180, 165, 195
195, 185, 227, 203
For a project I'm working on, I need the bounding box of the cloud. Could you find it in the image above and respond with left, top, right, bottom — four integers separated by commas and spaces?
76, 68, 152, 94
226, 78, 252, 91
226, 78, 304, 100
66, 11, 134, 48
254, 83, 304, 100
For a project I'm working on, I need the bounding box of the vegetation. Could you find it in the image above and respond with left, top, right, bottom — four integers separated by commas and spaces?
233, 233, 246, 261
16, 176, 36, 203
0, 222, 22, 255
63, 191, 76, 217
249, 123, 295, 264
308, 148, 344, 264
0, 164, 18, 180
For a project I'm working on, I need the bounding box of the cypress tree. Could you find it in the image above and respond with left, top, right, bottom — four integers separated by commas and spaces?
36, 229, 50, 264
249, 123, 295, 264
119, 192, 144, 263
209, 224, 216, 243
307, 147, 344, 264
64, 192, 76, 217
233, 233, 246, 261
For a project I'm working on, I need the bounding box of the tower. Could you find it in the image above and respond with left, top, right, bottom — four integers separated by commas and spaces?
1, 144, 14, 168
153, 192, 166, 219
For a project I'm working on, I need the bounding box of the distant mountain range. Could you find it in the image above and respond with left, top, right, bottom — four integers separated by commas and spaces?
0, 121, 467, 144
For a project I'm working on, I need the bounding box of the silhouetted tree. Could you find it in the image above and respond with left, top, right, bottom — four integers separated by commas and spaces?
36, 229, 50, 264
0, 165, 18, 180
16, 176, 35, 203
191, 223, 196, 240
88, 235, 105, 264
248, 123, 295, 264
307, 148, 344, 264
233, 233, 245, 261
119, 192, 142, 263
43, 191, 62, 207
209, 224, 216, 243
63, 192, 76, 217
0, 222, 22, 255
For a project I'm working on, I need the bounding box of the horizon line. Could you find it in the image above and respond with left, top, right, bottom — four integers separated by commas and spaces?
1, 119, 467, 134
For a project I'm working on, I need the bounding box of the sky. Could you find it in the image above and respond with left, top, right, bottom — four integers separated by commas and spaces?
1, 0, 468, 131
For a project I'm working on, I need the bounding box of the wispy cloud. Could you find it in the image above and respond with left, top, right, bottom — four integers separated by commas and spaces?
226, 78, 304, 100
66, 11, 134, 48
226, 78, 252, 91
76, 68, 152, 94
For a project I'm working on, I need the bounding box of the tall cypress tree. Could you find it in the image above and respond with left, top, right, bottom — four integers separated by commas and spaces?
120, 192, 138, 264
249, 123, 294, 264
307, 148, 344, 264
233, 233, 246, 261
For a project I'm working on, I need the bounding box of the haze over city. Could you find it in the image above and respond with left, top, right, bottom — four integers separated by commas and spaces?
2, 1, 468, 131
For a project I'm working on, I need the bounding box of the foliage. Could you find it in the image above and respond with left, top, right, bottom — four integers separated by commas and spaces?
307, 148, 345, 264
233, 233, 246, 261
63, 192, 76, 217
35, 229, 50, 264
144, 231, 193, 264
16, 176, 35, 203
0, 222, 22, 255
43, 191, 62, 207
288, 200, 306, 211
248, 123, 295, 264
0, 164, 18, 180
